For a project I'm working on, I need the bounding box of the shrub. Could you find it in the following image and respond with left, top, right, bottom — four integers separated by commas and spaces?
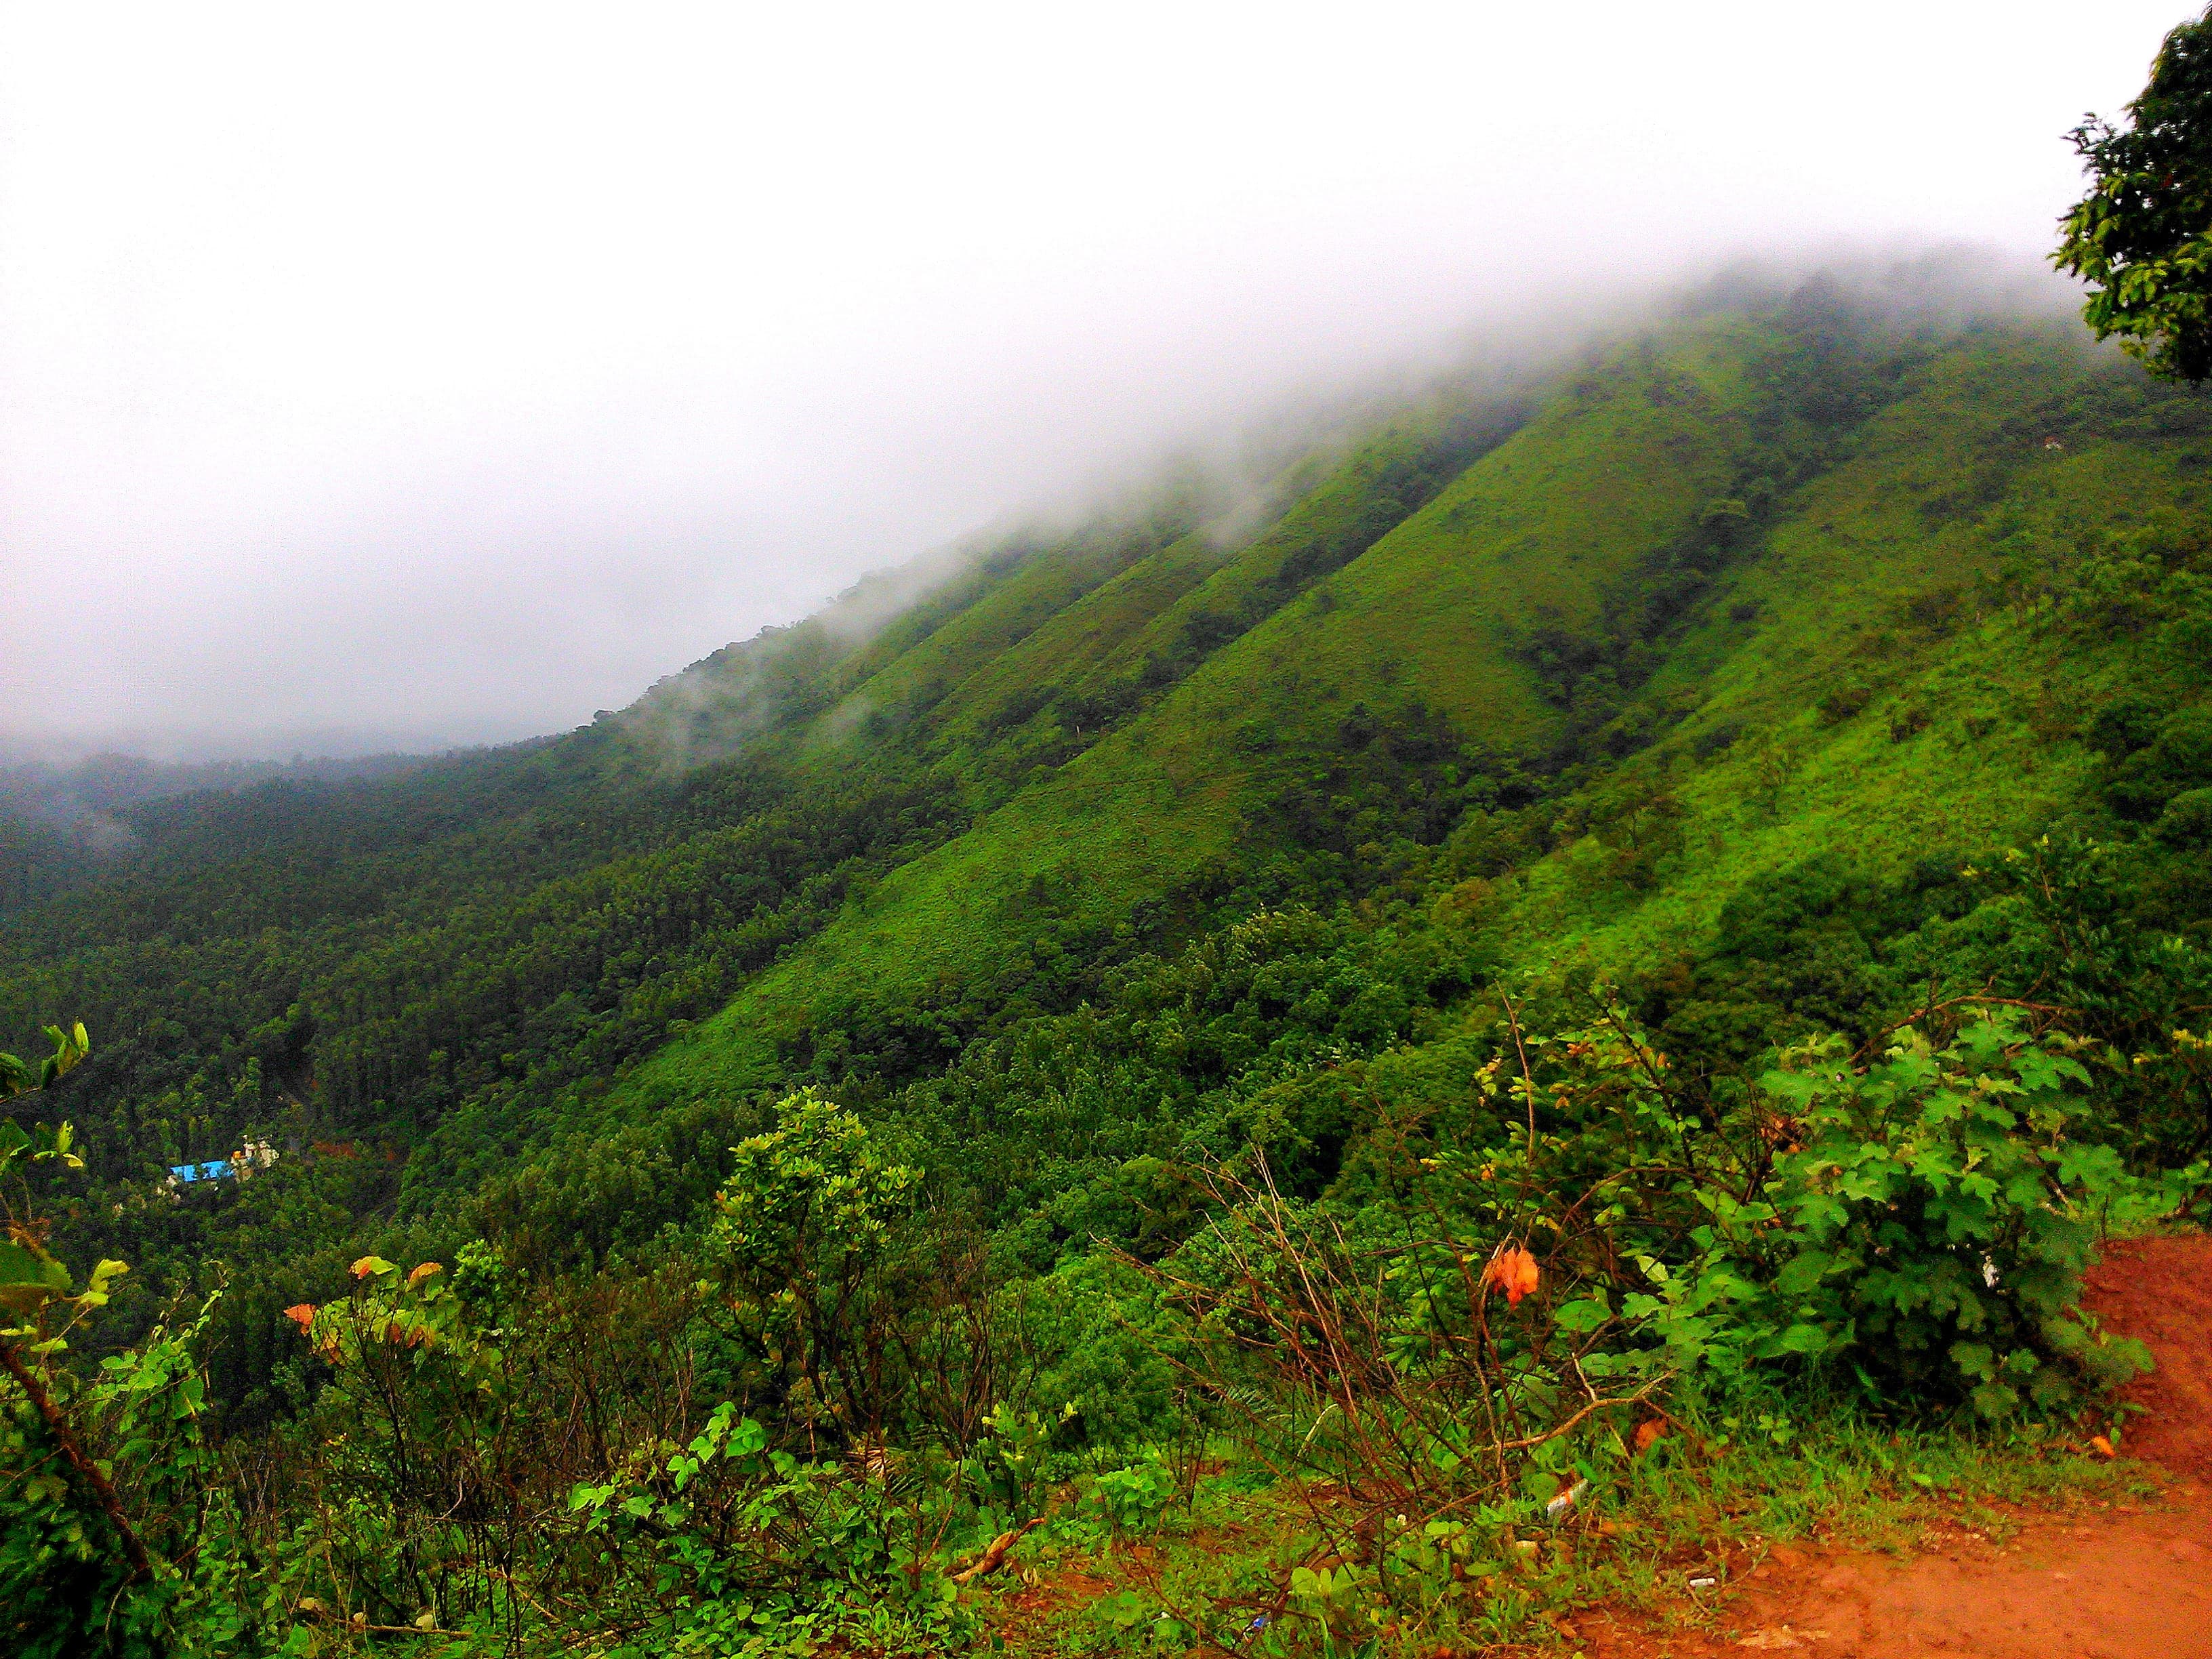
1086, 1451, 1177, 1536
1693, 720, 1744, 759
1747, 1015, 2171, 1416
2154, 785, 2212, 847
1130, 1002, 2185, 1574
1818, 683, 1875, 725
709, 1091, 920, 1429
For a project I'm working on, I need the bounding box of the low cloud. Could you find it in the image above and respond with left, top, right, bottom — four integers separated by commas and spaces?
0, 3, 2179, 758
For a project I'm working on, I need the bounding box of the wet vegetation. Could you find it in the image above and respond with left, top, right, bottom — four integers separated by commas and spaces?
5, 274, 2211, 1654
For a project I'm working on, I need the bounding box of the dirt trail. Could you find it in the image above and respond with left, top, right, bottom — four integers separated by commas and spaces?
1579, 1233, 2212, 1659
2085, 1233, 2212, 1481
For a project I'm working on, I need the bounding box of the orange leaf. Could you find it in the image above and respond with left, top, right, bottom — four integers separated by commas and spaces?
1511, 1250, 1540, 1303
283, 1303, 316, 1330
1635, 1418, 1668, 1456
2089, 1435, 2116, 1459
1482, 1242, 1542, 1307
406, 1261, 443, 1288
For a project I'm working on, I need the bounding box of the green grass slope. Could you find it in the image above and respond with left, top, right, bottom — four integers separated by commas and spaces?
14, 274, 2212, 1494
591, 307, 1992, 1123
1471, 333, 2160, 973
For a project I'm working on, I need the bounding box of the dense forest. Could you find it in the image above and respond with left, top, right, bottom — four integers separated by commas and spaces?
5, 266, 2212, 1655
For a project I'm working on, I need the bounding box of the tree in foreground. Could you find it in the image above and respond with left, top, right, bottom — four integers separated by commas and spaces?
2057, 5, 2212, 380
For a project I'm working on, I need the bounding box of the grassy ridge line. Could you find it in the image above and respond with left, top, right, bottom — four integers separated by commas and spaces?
577, 421, 1530, 1112
796, 392, 1523, 779
905, 526, 1228, 740
993, 396, 1520, 716
595, 322, 1768, 1118
1252, 319, 1755, 737
793, 522, 1178, 771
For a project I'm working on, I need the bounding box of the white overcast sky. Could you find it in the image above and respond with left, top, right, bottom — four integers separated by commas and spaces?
0, 2, 2192, 757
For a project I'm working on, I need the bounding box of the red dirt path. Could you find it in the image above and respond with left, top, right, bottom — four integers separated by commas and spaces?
2086, 1233, 2212, 1481
1574, 1233, 2212, 1659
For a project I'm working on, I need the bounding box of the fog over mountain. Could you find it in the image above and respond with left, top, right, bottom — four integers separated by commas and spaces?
0, 2, 2185, 759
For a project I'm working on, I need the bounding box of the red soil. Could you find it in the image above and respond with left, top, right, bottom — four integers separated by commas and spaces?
1576, 1233, 2212, 1659
2085, 1233, 2212, 1481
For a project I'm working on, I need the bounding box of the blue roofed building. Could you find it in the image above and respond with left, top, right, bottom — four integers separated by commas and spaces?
167, 1159, 236, 1187
162, 1139, 279, 1193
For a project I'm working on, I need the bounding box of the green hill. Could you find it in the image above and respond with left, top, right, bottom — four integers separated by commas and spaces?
555, 295, 2202, 1141
5, 265, 2209, 1389
9, 264, 2212, 1659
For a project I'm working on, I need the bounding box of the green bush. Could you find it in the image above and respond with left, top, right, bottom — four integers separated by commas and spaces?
2154, 785, 2212, 847
1086, 1450, 1178, 1536
708, 1090, 920, 1429
1748, 1015, 2169, 1416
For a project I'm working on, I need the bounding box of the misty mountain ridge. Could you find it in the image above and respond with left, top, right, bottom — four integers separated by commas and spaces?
8, 255, 2193, 1113
7, 251, 2212, 1651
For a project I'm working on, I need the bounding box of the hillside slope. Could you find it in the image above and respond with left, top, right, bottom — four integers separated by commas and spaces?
5, 272, 2210, 1378
569, 304, 2171, 1135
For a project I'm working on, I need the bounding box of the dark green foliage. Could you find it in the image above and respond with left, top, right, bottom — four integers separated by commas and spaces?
1239, 699, 1500, 902
2106, 701, 2212, 819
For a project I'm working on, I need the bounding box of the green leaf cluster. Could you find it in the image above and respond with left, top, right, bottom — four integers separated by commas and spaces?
2057, 6, 2212, 381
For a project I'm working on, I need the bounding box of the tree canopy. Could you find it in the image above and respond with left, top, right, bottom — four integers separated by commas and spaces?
2057, 6, 2212, 380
